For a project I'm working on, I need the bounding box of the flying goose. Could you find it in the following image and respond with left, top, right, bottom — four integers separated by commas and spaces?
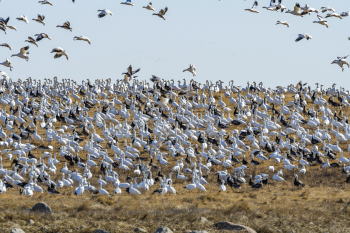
276, 21, 290, 27
245, 1, 259, 13
275, 0, 286, 12
313, 15, 328, 28
183, 64, 196, 76
295, 33, 312, 42
325, 13, 343, 20
153, 7, 168, 20
262, 0, 277, 11
57, 21, 72, 31
32, 15, 46, 25
341, 12, 349, 17
98, 9, 113, 18
0, 59, 13, 71
332, 56, 350, 72
25, 37, 38, 47
16, 15, 29, 24
38, 0, 53, 6
35, 33, 51, 41
121, 0, 134, 6
122, 65, 140, 79
143, 2, 155, 11
11, 46, 29, 62
321, 7, 335, 13
51, 47, 69, 60
0, 43, 12, 50
285, 3, 303, 17
73, 36, 91, 44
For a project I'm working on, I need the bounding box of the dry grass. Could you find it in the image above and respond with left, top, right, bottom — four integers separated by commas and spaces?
0, 87, 350, 232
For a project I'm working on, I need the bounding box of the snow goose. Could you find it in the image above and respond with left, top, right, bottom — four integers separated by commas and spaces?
183, 64, 196, 76
32, 14, 45, 25
0, 59, 13, 71
0, 43, 11, 50
122, 65, 140, 80
341, 12, 349, 17
143, 2, 155, 11
25, 37, 38, 47
128, 182, 141, 194
245, 1, 259, 13
51, 47, 69, 60
321, 7, 335, 13
276, 21, 290, 27
295, 33, 312, 42
39, 0, 53, 6
263, 0, 277, 11
121, 0, 134, 6
74, 181, 84, 196
313, 15, 328, 28
98, 182, 110, 196
286, 3, 303, 17
153, 7, 168, 20
325, 13, 343, 20
35, 33, 51, 41
73, 36, 91, 44
114, 183, 122, 195
98, 9, 113, 18
56, 21, 72, 31
16, 15, 29, 24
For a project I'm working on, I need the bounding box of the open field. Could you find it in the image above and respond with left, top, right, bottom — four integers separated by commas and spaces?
1, 84, 350, 233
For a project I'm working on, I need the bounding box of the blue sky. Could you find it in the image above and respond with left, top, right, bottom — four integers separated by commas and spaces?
0, 0, 349, 89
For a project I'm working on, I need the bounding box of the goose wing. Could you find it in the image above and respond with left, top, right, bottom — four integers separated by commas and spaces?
295, 34, 304, 42
51, 47, 64, 53
252, 1, 258, 9
149, 2, 152, 5
294, 3, 301, 13
127, 65, 133, 74
20, 46, 29, 55
317, 15, 324, 21
270, 0, 276, 7
63, 21, 70, 27
38, 15, 45, 21
28, 37, 35, 42
132, 67, 140, 75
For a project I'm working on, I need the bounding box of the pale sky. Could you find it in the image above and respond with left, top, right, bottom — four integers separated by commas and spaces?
0, 0, 349, 89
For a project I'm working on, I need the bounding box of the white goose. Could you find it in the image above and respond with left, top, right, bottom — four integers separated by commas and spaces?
183, 64, 196, 76
11, 46, 29, 62
16, 15, 29, 24
245, 1, 259, 13
276, 21, 290, 27
73, 36, 91, 44
51, 47, 69, 60
0, 59, 13, 71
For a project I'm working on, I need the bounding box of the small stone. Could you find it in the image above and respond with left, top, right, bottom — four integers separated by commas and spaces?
28, 202, 52, 214
27, 219, 34, 225
134, 227, 147, 232
93, 229, 109, 233
40, 226, 47, 232
214, 222, 257, 233
154, 227, 173, 233
11, 229, 25, 233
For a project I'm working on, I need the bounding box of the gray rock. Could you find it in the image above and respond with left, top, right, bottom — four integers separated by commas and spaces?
135, 227, 147, 232
40, 226, 47, 232
214, 222, 256, 233
154, 227, 173, 233
93, 229, 108, 233
27, 219, 34, 225
11, 229, 25, 233
28, 202, 52, 214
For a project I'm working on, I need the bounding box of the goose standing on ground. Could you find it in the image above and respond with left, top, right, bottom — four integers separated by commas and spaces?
51, 47, 69, 60
11, 46, 29, 62
121, 0, 134, 6
0, 43, 12, 50
16, 15, 29, 24
153, 7, 168, 20
295, 33, 312, 42
143, 2, 155, 11
183, 64, 196, 76
276, 21, 290, 27
0, 59, 13, 71
73, 36, 91, 44
313, 15, 328, 28
39, 0, 53, 6
32, 15, 46, 25
285, 3, 303, 17
35, 33, 51, 41
25, 37, 38, 47
245, 1, 259, 13
57, 21, 72, 32
98, 9, 113, 18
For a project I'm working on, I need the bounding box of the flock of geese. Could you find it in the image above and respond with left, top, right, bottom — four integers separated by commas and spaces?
0, 75, 348, 197
245, 0, 350, 72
